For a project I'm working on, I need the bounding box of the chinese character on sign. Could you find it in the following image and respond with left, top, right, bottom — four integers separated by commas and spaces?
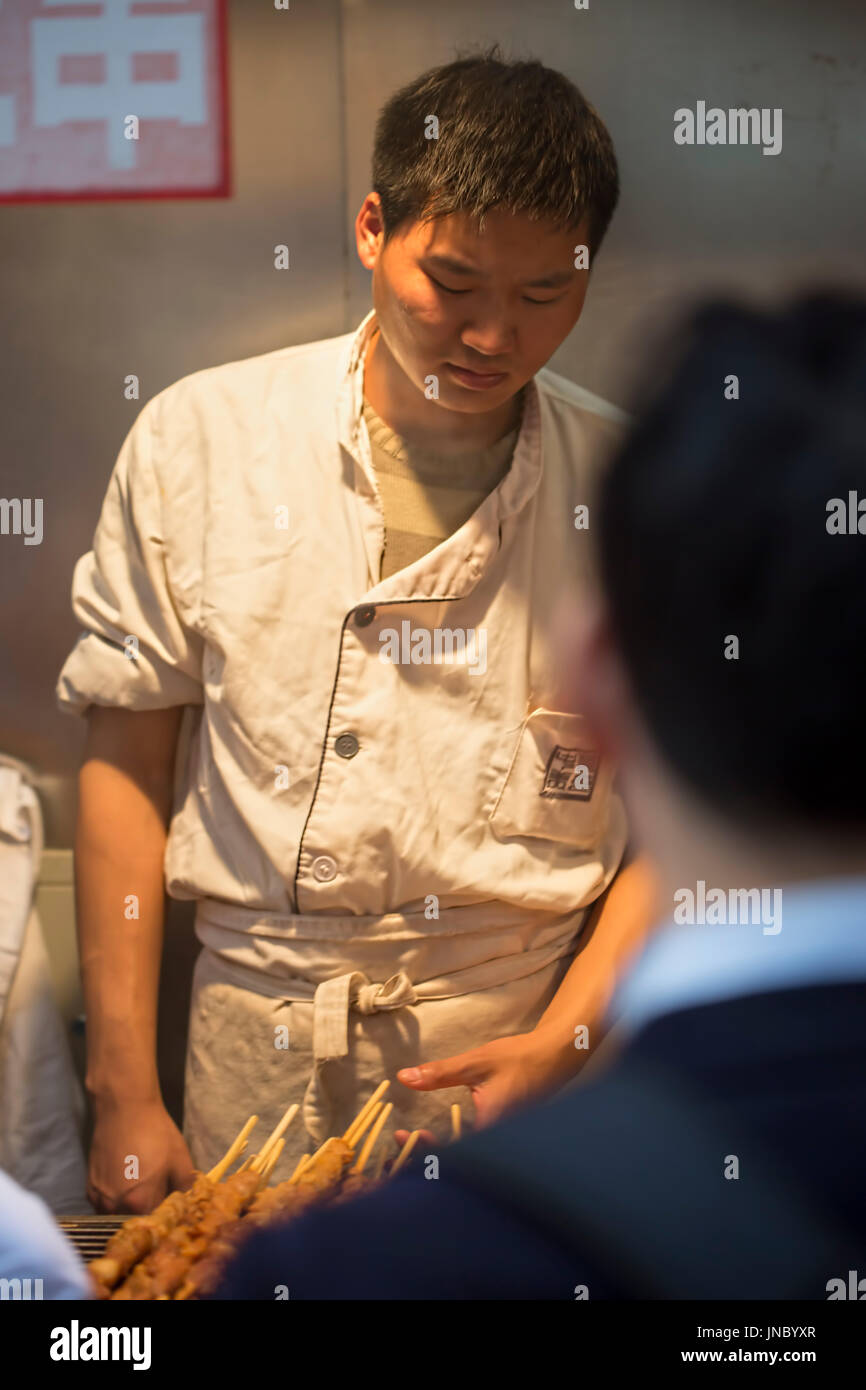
0, 0, 229, 200
541, 745, 600, 800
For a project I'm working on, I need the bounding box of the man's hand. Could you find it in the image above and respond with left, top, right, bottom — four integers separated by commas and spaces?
394, 857, 660, 1147
396, 1027, 574, 1136
87, 1097, 196, 1214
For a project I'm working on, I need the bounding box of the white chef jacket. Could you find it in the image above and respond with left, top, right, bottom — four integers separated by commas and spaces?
57, 309, 629, 1158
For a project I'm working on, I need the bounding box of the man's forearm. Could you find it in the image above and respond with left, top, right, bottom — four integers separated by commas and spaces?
531, 852, 661, 1076
75, 711, 180, 1104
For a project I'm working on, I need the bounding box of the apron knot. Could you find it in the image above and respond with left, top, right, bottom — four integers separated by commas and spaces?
356, 971, 417, 1016
303, 969, 418, 1143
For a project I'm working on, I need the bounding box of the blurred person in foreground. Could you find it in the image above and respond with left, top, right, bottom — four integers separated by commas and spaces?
0, 1170, 90, 1298
214, 292, 866, 1299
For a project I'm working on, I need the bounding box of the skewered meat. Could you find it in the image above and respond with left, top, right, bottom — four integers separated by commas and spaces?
175, 1140, 355, 1299
112, 1169, 261, 1300
83, 1090, 408, 1300
334, 1172, 377, 1203
88, 1180, 206, 1295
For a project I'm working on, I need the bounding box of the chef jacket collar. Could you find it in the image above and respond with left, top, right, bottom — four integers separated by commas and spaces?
337, 309, 543, 601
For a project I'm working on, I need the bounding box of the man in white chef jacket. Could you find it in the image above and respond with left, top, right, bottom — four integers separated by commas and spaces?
57, 51, 656, 1212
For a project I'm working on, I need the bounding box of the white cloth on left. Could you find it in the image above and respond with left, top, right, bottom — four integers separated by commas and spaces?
0, 754, 89, 1214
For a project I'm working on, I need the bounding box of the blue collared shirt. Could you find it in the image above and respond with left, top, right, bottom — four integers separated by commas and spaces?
605, 873, 866, 1042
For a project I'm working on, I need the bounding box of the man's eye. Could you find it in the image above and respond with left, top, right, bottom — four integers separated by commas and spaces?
428, 274, 469, 295
427, 271, 563, 306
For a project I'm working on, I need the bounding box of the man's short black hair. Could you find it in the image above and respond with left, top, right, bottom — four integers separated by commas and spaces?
372, 46, 619, 259
597, 293, 866, 834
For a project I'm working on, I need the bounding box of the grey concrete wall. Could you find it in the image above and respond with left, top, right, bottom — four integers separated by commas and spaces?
3, 0, 864, 841
1, 0, 348, 842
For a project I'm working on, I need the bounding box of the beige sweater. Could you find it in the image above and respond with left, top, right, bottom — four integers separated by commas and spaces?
362, 397, 522, 579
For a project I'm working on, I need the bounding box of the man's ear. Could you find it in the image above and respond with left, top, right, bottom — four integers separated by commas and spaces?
355, 193, 385, 271
553, 590, 631, 762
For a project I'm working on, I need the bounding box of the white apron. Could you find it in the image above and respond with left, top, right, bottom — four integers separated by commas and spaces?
183, 897, 586, 1176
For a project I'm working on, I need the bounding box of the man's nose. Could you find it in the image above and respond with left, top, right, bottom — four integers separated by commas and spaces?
460, 304, 516, 360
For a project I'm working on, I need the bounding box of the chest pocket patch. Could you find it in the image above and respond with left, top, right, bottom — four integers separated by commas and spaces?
541, 744, 601, 800
489, 707, 612, 848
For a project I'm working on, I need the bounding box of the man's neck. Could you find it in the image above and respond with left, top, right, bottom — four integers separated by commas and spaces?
652, 838, 866, 917
362, 324, 524, 456
628, 759, 866, 914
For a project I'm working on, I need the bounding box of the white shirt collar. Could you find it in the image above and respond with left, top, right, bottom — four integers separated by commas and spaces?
336, 309, 545, 601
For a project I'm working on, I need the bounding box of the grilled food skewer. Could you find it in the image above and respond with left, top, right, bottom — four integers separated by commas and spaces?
112, 1167, 264, 1300
343, 1081, 390, 1145
175, 1137, 355, 1300
346, 1101, 384, 1151
351, 1102, 393, 1176
207, 1115, 259, 1181
390, 1129, 422, 1177
289, 1153, 310, 1182
88, 1113, 261, 1295
88, 1173, 218, 1297
251, 1104, 299, 1173
258, 1138, 286, 1184
85, 1077, 441, 1301
372, 1143, 389, 1182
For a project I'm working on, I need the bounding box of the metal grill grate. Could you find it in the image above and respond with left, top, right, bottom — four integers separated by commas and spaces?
57, 1215, 126, 1260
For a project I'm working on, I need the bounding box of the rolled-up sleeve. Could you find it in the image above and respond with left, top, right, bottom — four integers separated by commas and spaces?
56, 397, 204, 715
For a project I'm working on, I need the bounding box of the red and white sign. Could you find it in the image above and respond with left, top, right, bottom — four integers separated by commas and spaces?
0, 0, 229, 201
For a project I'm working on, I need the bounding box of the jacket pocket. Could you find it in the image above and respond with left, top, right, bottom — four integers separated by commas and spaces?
488, 707, 612, 849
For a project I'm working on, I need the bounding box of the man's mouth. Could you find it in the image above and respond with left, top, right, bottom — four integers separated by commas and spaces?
446, 362, 509, 390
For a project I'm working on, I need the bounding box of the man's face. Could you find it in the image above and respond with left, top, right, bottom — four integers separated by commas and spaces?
356, 198, 592, 415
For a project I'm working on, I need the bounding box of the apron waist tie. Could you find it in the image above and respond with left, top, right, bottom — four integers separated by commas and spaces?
312, 969, 418, 1060
305, 970, 418, 1143
193, 930, 584, 1145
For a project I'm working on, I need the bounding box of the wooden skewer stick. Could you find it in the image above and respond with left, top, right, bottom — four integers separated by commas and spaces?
390, 1129, 421, 1177
371, 1143, 389, 1182
293, 1134, 342, 1179
207, 1115, 259, 1182
258, 1137, 286, 1186
288, 1157, 311, 1187
308, 1135, 339, 1163
251, 1102, 300, 1173
342, 1087, 381, 1144
351, 1102, 393, 1176
451, 1104, 462, 1143
236, 1157, 254, 1175
343, 1080, 390, 1144
347, 1101, 384, 1150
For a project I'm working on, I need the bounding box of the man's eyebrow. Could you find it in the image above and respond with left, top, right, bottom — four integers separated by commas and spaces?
424, 254, 574, 289
522, 269, 574, 288
424, 254, 486, 277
